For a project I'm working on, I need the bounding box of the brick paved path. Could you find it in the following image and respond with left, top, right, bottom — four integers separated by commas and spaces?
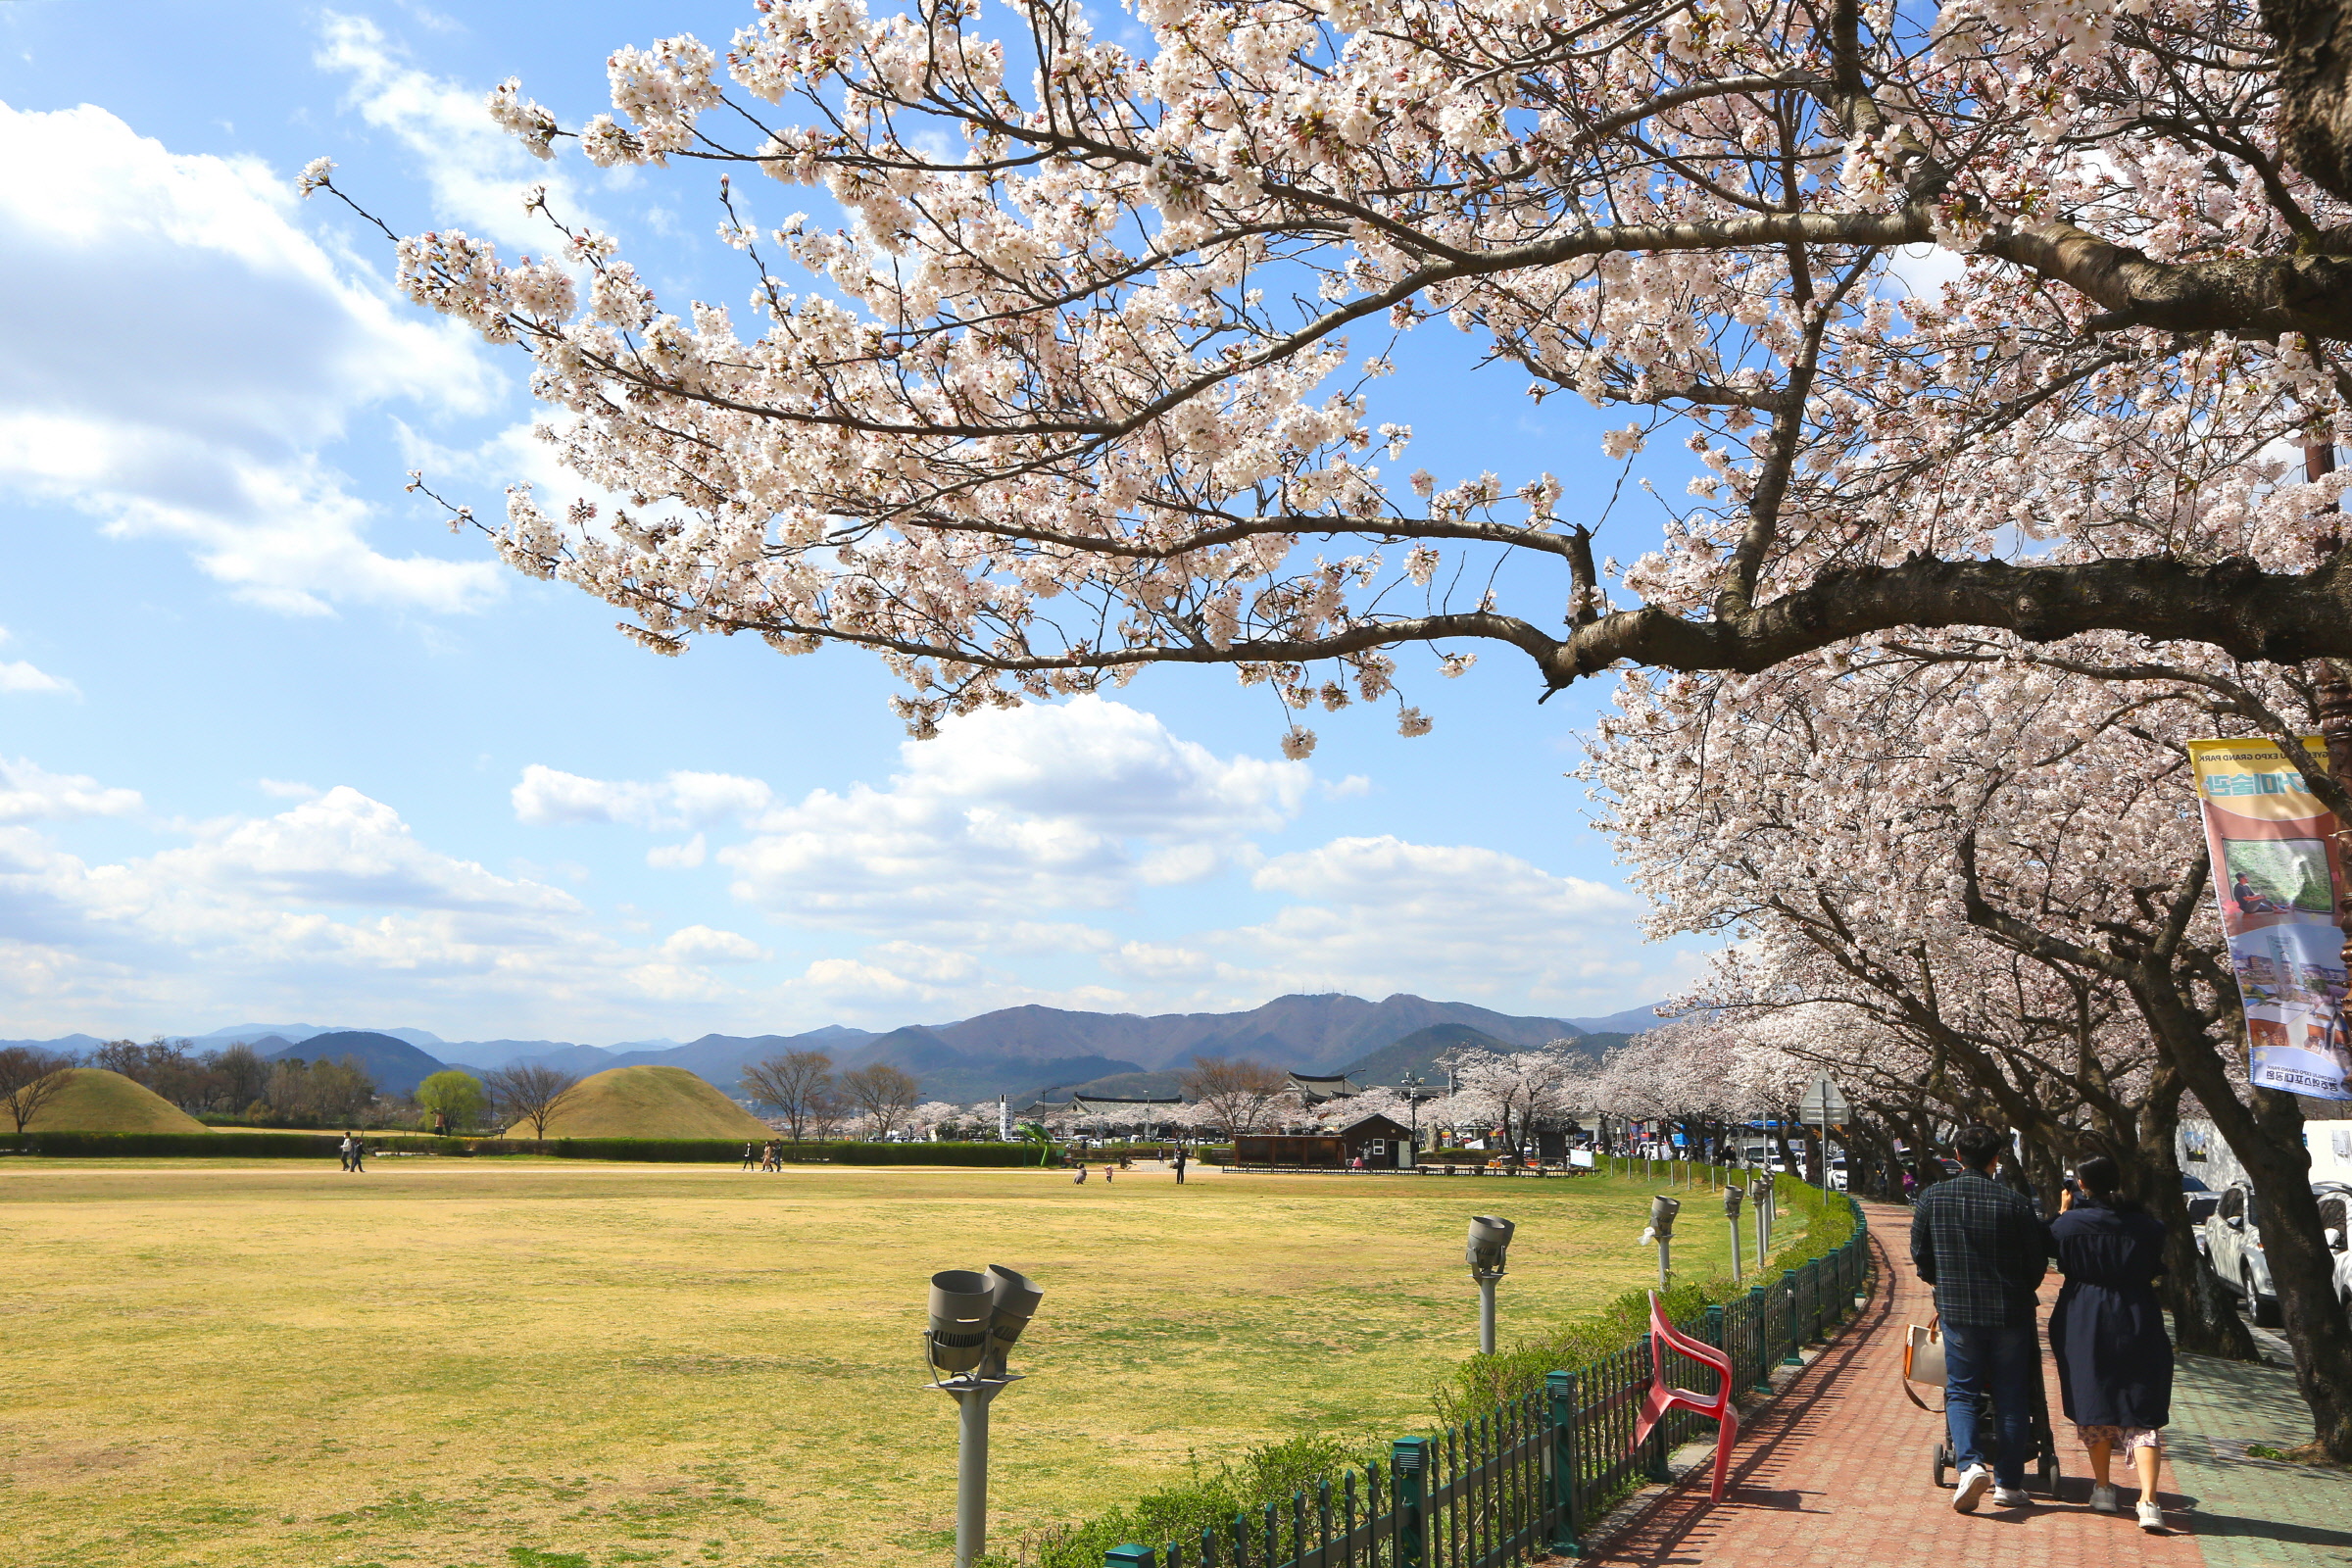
1592, 1201, 2212, 1568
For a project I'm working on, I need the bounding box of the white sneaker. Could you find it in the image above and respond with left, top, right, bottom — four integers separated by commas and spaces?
2089, 1484, 2120, 1514
1952, 1465, 1992, 1512
1992, 1486, 2031, 1507
2137, 1497, 2164, 1533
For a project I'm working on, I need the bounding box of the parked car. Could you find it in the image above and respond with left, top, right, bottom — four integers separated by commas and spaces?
2203, 1179, 2352, 1326
2182, 1173, 2221, 1230
2321, 1188, 2352, 1307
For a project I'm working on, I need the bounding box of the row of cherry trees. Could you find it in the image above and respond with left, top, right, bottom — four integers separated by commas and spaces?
1585, 635, 2352, 1448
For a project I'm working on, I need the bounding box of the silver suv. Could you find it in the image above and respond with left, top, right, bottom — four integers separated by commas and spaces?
2204, 1179, 2352, 1325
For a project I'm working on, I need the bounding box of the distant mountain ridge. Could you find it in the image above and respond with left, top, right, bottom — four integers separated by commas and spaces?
9, 994, 1665, 1106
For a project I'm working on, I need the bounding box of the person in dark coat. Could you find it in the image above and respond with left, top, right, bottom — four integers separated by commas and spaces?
2048, 1153, 2174, 1534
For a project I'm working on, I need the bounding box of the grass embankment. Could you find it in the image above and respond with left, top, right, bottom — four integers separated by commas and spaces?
23, 1069, 209, 1134
516, 1065, 772, 1140
0, 1160, 1740, 1568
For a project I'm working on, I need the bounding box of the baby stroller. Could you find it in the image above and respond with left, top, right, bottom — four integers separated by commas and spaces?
1929, 1371, 2061, 1495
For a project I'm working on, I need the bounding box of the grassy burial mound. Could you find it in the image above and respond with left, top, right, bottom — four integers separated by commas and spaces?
515, 1065, 771, 1141
25, 1069, 210, 1134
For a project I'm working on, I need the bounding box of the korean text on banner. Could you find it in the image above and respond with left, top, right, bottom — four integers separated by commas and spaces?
2188, 737, 2352, 1100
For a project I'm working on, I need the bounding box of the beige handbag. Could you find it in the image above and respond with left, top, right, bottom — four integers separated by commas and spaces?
1902, 1316, 1945, 1412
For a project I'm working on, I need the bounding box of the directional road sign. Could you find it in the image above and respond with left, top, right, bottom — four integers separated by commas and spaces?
1796, 1074, 1851, 1128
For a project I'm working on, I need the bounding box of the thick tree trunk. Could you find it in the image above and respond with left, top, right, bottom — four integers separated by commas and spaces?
2266, 0, 2352, 202
2019, 1135, 2065, 1214
2138, 976, 2352, 1459
2133, 1064, 2259, 1359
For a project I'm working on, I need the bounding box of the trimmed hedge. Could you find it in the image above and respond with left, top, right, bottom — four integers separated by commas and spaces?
0, 1131, 1061, 1164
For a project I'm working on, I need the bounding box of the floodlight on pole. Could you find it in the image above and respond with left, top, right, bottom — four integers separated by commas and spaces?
1465, 1215, 1513, 1355
1642, 1195, 1681, 1290
1723, 1183, 1744, 1286
925, 1264, 1043, 1568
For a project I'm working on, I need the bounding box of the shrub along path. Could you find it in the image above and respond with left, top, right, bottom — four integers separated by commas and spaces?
1589, 1201, 2351, 1568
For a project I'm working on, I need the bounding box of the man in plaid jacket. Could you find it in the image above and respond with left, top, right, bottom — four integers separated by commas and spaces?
1910, 1123, 2052, 1513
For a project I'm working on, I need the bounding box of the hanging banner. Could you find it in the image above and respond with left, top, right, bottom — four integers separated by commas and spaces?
2188, 737, 2352, 1100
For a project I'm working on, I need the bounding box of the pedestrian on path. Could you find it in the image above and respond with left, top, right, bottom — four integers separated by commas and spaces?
742, 1141, 757, 1171
338, 1133, 354, 1172
1909, 1121, 2052, 1514
348, 1133, 366, 1173
2049, 1153, 2174, 1534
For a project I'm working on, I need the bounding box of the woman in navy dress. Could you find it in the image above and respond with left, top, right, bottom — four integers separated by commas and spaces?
2048, 1154, 2174, 1533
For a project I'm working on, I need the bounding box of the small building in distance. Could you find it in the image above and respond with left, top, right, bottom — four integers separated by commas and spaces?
1235, 1110, 1415, 1169
1286, 1070, 1363, 1104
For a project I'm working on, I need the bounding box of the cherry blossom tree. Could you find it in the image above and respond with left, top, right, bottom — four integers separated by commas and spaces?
1444, 1044, 1590, 1155
311, 0, 2352, 762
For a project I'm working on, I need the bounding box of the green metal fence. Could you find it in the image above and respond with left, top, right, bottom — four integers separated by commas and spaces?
1103, 1199, 1871, 1568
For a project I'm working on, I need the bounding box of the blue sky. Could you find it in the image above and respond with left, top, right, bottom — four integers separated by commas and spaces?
0, 0, 1714, 1044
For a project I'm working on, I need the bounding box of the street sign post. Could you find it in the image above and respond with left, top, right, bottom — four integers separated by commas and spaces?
1795, 1075, 1850, 1128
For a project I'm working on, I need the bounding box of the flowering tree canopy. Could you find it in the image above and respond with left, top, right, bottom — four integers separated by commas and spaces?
1444, 1044, 1590, 1151
318, 0, 2352, 749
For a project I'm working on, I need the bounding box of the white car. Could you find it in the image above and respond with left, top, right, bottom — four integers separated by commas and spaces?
2205, 1179, 2352, 1325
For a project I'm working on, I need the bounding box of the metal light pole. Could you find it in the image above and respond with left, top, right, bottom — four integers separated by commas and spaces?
925, 1264, 1042, 1568
1723, 1182, 1744, 1286
1646, 1195, 1680, 1290
1466, 1215, 1513, 1354
1753, 1169, 1774, 1267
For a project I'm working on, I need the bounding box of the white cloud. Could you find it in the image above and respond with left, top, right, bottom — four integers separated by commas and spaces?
719, 697, 1313, 928
513, 764, 773, 831
1196, 835, 1649, 1005
0, 660, 74, 696
0, 101, 502, 614
647, 834, 708, 869
315, 13, 596, 251
0, 776, 771, 1032
148, 786, 578, 914
660, 924, 766, 964
0, 759, 143, 823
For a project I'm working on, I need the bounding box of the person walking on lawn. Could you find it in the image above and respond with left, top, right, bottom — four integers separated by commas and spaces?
1910, 1122, 2052, 1514
2049, 1153, 2175, 1534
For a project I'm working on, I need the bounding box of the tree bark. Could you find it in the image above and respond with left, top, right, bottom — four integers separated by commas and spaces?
1548, 550, 2352, 688
2133, 1061, 2260, 1359
2267, 0, 2352, 202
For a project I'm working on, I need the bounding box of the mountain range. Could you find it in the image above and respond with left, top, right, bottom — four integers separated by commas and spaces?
3, 994, 1670, 1106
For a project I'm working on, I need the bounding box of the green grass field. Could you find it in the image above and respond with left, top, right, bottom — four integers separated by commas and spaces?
0, 1158, 1762, 1568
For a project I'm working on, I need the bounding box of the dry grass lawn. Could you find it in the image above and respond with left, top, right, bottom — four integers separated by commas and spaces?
0, 1156, 1758, 1568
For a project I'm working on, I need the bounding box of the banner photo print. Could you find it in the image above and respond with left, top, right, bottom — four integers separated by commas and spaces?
2188, 737, 2352, 1101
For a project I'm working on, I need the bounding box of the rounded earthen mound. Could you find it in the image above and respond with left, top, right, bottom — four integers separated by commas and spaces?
25, 1068, 210, 1134
511, 1065, 771, 1140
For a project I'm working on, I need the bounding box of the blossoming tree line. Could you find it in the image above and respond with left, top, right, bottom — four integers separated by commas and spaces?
302, 0, 2352, 1457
